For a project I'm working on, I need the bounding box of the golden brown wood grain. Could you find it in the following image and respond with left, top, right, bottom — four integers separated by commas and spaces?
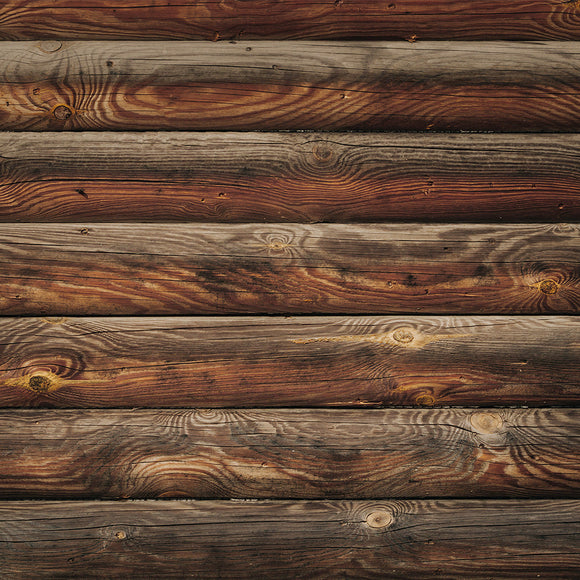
0, 408, 577, 499
0, 1, 579, 41
1, 316, 579, 408
1, 223, 579, 316
1, 132, 578, 223
1, 499, 578, 578
1, 41, 579, 132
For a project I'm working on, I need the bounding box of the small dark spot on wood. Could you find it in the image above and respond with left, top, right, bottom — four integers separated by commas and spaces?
5, 102, 9, 106
475, 264, 491, 278
443, 246, 449, 251
114, 530, 127, 540
212, 32, 220, 42
272, 64, 279, 70
406, 34, 418, 43
558, 202, 565, 210
405, 274, 418, 287
427, 180, 434, 186
106, 60, 113, 67
335, 0, 344, 5
80, 228, 89, 235
76, 188, 88, 199
28, 375, 52, 393
33, 88, 40, 95
218, 192, 225, 197
245, 47, 252, 51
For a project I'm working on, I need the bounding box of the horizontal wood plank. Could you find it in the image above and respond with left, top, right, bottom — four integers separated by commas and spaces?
0, 408, 577, 499
1, 41, 579, 132
1, 316, 579, 408
1, 499, 578, 578
1, 223, 579, 315
1, 1, 578, 41
1, 132, 579, 223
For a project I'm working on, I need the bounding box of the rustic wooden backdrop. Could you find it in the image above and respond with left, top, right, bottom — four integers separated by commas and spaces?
0, 1, 579, 578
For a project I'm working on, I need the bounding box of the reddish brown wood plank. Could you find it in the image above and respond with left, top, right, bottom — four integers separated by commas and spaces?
0, 1, 578, 41
0, 408, 577, 499
1, 41, 578, 132
1, 132, 578, 223
1, 316, 579, 408
1, 499, 579, 578
1, 223, 579, 316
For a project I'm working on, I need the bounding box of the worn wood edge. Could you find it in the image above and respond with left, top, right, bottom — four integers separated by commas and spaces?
0, 407, 577, 499
0, 499, 578, 578
1, 132, 578, 222
1, 315, 579, 408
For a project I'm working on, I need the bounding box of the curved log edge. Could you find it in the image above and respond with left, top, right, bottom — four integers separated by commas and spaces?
0, 408, 577, 499
1, 223, 579, 315
0, 0, 579, 41
1, 41, 579, 132
1, 132, 578, 223
0, 316, 579, 407
0, 499, 579, 578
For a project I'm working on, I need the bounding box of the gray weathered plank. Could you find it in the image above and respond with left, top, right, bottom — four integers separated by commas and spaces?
0, 499, 578, 578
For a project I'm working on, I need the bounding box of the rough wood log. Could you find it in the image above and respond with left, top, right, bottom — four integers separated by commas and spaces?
1, 132, 578, 223
1, 223, 579, 315
0, 1, 578, 41
0, 499, 579, 578
1, 315, 579, 408
1, 41, 579, 132
0, 408, 577, 499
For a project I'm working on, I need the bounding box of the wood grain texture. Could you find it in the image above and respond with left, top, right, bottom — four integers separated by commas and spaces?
1, 41, 579, 132
0, 408, 577, 499
1, 316, 579, 408
2, 132, 579, 223
0, 1, 579, 41
1, 223, 579, 316
1, 499, 578, 579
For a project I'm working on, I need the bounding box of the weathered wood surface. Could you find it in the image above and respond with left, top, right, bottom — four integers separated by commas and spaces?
1, 41, 579, 132
0, 408, 577, 499
1, 316, 579, 408
1, 1, 579, 41
1, 499, 579, 578
1, 223, 579, 316
2, 132, 579, 223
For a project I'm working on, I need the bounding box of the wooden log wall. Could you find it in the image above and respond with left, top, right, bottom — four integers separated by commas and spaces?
0, 3, 579, 578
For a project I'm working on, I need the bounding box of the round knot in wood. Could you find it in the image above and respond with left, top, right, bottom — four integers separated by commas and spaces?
470, 411, 503, 434
366, 510, 393, 529
539, 280, 558, 295
53, 105, 73, 120
393, 328, 414, 344
28, 375, 52, 393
